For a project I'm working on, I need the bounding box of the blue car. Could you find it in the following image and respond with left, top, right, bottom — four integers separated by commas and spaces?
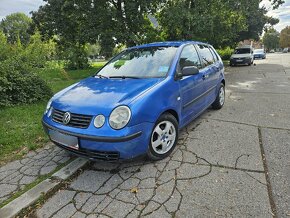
253, 49, 266, 59
42, 41, 225, 161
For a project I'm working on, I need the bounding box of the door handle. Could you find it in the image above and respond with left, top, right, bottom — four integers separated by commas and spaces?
202, 74, 209, 79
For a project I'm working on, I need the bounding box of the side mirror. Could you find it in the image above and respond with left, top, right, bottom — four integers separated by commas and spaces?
182, 66, 199, 76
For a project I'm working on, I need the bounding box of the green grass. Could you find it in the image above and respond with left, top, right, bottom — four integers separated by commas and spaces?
0, 64, 105, 165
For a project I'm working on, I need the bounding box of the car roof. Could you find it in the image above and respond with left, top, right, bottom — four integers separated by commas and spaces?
128, 41, 209, 49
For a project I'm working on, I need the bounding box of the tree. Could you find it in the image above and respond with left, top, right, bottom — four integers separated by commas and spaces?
263, 28, 280, 50
32, 0, 164, 67
157, 0, 284, 48
280, 26, 290, 48
0, 13, 32, 45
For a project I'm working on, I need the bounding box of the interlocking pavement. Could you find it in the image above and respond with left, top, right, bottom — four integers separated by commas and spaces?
0, 143, 72, 204
2, 53, 289, 217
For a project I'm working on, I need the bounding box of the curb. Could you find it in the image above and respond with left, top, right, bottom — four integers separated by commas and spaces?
0, 158, 88, 218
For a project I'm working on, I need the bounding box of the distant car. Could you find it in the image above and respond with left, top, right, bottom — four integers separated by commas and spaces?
283, 48, 288, 53
269, 49, 275, 53
253, 49, 266, 59
42, 41, 225, 161
230, 46, 254, 66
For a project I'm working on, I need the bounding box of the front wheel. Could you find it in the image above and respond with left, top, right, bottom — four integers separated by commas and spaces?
212, 83, 225, 110
147, 113, 178, 160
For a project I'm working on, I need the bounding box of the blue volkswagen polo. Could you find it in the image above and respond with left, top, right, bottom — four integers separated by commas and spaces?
42, 41, 225, 161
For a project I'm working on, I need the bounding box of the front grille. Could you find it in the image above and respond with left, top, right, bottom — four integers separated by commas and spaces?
55, 142, 120, 161
52, 109, 92, 129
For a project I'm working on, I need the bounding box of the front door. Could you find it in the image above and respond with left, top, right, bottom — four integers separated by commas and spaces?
177, 44, 206, 126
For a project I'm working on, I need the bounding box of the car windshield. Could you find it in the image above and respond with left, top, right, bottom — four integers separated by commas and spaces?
254, 49, 264, 53
234, 48, 251, 54
96, 46, 178, 78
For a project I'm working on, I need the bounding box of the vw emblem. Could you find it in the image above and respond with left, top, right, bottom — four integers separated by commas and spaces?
62, 112, 71, 125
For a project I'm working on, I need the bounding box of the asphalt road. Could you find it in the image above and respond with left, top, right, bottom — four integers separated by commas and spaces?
33, 53, 290, 218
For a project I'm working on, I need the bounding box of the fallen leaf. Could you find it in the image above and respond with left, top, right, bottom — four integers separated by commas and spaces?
130, 187, 138, 194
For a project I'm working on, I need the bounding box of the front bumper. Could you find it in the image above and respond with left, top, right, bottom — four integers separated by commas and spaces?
254, 54, 265, 59
42, 117, 154, 161
230, 58, 252, 65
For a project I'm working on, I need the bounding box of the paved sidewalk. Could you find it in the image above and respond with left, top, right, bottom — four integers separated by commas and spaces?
35, 119, 272, 217
0, 143, 72, 204
5, 53, 289, 217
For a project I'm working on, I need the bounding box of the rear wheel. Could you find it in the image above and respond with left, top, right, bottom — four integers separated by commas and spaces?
147, 113, 178, 160
212, 83, 225, 110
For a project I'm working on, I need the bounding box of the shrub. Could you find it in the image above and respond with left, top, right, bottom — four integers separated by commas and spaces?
0, 58, 53, 107
216, 47, 234, 60
0, 32, 53, 107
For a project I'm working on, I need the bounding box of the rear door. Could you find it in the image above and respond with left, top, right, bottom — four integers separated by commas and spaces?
196, 44, 219, 105
177, 44, 205, 125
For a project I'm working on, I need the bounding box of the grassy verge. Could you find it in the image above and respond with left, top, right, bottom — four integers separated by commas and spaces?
0, 64, 105, 165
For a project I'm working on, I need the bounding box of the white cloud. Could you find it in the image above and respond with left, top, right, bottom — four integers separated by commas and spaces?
0, 0, 44, 20
261, 0, 290, 32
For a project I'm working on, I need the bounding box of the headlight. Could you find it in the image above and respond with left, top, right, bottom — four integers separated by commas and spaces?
44, 98, 53, 114
109, 106, 131, 130
94, 115, 105, 128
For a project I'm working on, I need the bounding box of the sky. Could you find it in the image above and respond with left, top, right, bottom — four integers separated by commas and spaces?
0, 0, 289, 32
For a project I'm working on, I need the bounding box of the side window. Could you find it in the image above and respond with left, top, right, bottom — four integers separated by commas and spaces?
209, 47, 219, 62
179, 45, 202, 69
197, 44, 215, 66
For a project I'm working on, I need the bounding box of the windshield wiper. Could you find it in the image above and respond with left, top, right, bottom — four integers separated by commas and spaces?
109, 76, 141, 79
95, 74, 110, 79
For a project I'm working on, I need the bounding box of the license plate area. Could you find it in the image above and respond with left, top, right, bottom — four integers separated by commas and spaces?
49, 129, 79, 150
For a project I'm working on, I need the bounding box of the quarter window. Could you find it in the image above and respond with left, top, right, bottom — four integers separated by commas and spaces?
197, 44, 215, 66
179, 45, 202, 69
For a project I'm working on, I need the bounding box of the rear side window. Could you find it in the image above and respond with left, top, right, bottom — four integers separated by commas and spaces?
209, 47, 219, 62
179, 45, 202, 69
197, 44, 215, 66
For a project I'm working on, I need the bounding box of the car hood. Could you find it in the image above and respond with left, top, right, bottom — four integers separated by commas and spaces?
231, 54, 252, 58
52, 77, 163, 115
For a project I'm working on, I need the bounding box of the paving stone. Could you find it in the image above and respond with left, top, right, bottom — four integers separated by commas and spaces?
176, 168, 271, 217
136, 188, 154, 204
52, 203, 76, 218
81, 195, 106, 213
36, 190, 75, 218
157, 170, 175, 183
74, 192, 92, 210
119, 178, 140, 190
71, 211, 86, 218
115, 190, 139, 204
139, 178, 156, 189
96, 174, 123, 194
40, 164, 58, 175
164, 188, 181, 213
70, 171, 111, 192
19, 175, 37, 185
185, 120, 264, 171
126, 209, 140, 218
144, 205, 170, 218
94, 195, 113, 213
102, 199, 135, 217
164, 160, 181, 171
0, 184, 17, 198
152, 179, 175, 204
176, 163, 211, 180
141, 201, 161, 215
134, 164, 157, 180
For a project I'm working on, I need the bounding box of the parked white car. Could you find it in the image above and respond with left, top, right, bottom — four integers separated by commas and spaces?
230, 46, 254, 66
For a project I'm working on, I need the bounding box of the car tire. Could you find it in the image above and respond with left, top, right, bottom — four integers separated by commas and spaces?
212, 83, 225, 110
147, 113, 179, 160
